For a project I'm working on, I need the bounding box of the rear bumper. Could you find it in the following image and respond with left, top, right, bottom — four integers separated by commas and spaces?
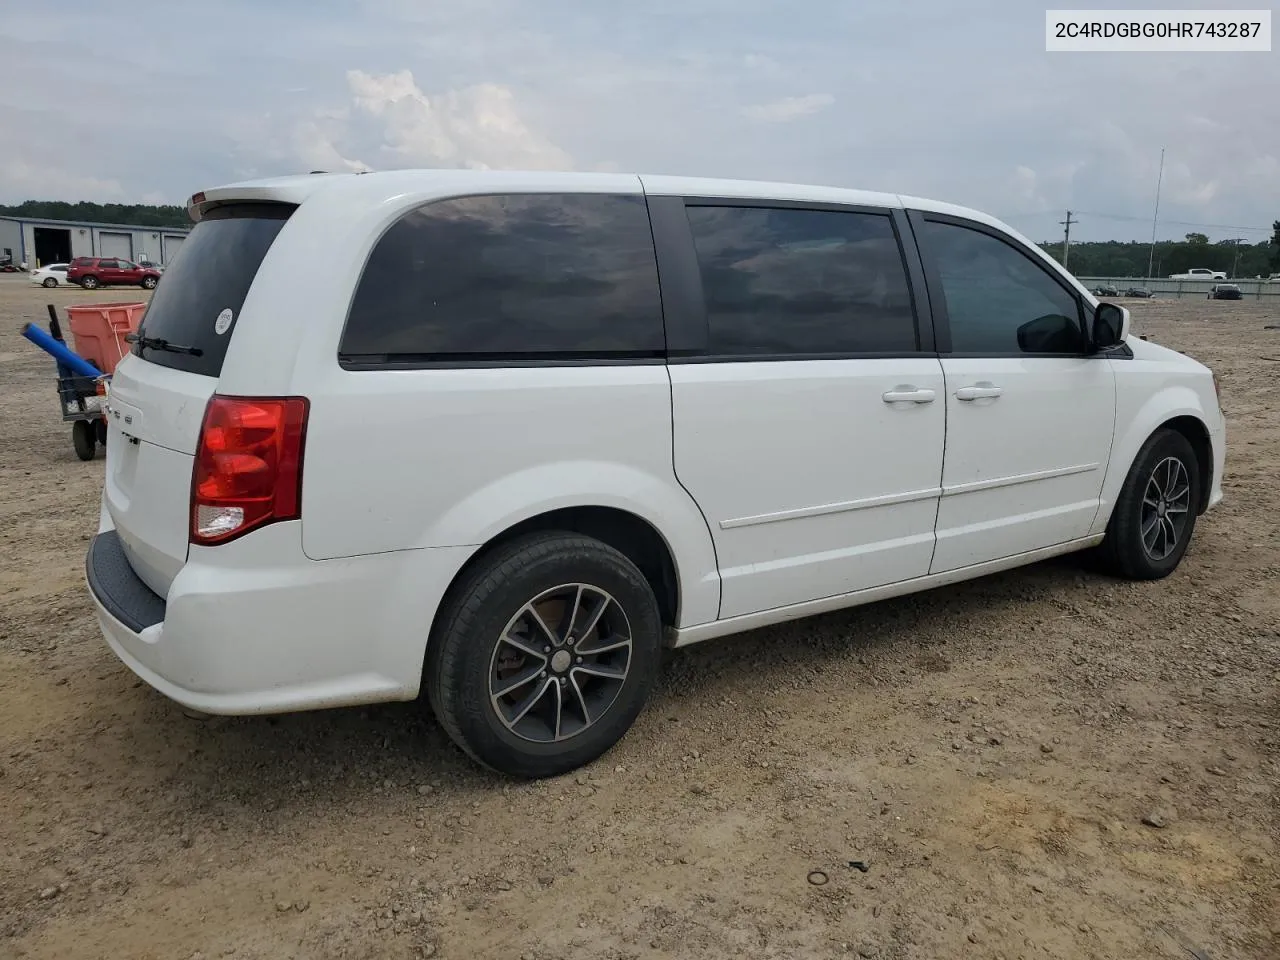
86, 519, 473, 715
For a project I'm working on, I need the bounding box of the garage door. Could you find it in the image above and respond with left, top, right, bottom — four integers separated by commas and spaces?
162, 234, 185, 265
99, 232, 134, 261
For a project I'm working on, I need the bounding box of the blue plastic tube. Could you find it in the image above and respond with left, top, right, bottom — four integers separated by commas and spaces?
20, 322, 103, 379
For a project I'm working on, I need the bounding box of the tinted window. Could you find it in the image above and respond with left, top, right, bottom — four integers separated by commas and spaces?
685, 205, 917, 356
132, 203, 292, 377
341, 194, 663, 361
924, 221, 1084, 355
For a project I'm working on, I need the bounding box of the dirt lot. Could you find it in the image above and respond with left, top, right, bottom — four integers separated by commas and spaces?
0, 276, 1276, 960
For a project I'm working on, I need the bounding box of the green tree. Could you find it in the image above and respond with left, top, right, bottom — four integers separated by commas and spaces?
1271, 220, 1280, 269
0, 200, 189, 228
1184, 232, 1209, 245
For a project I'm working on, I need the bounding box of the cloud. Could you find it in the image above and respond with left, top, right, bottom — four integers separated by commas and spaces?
300, 69, 573, 173
1, 158, 124, 202
741, 93, 834, 123
1, 0, 1278, 242
291, 112, 374, 174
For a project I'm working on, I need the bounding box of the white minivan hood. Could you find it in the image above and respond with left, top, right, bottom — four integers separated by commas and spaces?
1126, 335, 1210, 371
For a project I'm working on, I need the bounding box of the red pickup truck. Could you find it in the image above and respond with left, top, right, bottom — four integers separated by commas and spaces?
67, 257, 161, 290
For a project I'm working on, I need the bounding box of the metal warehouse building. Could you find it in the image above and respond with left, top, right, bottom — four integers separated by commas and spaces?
0, 216, 191, 269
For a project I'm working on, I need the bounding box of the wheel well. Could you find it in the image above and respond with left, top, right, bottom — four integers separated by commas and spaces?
1160, 415, 1212, 514
460, 507, 680, 627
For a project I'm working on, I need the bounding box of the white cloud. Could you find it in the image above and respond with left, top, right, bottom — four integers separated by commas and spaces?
312, 69, 572, 172
741, 93, 834, 123
292, 113, 373, 174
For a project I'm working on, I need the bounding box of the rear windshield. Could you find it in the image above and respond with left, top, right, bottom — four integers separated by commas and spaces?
132, 203, 293, 377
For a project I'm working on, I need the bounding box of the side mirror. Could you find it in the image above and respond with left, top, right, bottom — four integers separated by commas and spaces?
1091, 302, 1130, 350
1016, 313, 1083, 354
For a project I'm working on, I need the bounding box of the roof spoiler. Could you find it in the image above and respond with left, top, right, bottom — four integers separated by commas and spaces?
187, 171, 354, 222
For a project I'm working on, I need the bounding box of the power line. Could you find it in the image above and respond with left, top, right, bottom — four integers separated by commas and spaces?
1002, 208, 1273, 234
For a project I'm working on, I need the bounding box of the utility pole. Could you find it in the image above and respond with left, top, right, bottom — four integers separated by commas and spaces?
1230, 237, 1246, 278
1147, 147, 1165, 278
1060, 210, 1077, 268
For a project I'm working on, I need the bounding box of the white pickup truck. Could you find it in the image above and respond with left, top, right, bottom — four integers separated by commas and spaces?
1170, 268, 1226, 280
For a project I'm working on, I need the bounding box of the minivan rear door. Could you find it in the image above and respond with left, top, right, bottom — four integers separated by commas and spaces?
102, 203, 294, 597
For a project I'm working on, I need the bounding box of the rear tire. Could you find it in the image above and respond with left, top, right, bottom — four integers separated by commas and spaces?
141, 276, 157, 289
80, 275, 99, 289
42, 277, 56, 288
1095, 428, 1200, 580
72, 420, 97, 461
426, 532, 662, 778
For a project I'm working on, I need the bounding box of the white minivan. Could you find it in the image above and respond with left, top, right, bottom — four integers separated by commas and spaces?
87, 170, 1225, 777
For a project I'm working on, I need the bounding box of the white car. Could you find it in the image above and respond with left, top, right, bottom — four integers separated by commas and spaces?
1169, 268, 1226, 281
29, 263, 74, 287
86, 170, 1226, 778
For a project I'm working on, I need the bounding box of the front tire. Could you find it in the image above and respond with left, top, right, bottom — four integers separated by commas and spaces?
1096, 429, 1201, 580
426, 532, 662, 778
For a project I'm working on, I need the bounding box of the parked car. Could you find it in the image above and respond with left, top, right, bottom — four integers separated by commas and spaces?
1169, 268, 1226, 281
137, 258, 164, 272
29, 263, 73, 287
67, 257, 161, 290
1208, 283, 1243, 300
1124, 287, 1154, 298
1092, 284, 1119, 296
86, 170, 1226, 778
0, 255, 27, 272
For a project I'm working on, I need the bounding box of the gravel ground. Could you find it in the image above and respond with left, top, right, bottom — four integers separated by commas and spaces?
1, 276, 1277, 960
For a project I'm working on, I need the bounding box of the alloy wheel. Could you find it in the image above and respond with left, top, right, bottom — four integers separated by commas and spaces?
1140, 456, 1191, 561
488, 583, 633, 743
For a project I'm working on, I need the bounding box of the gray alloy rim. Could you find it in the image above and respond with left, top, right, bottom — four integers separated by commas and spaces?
1140, 456, 1191, 562
488, 583, 633, 744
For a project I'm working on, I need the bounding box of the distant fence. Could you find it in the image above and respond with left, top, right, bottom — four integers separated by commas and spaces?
1077, 277, 1280, 301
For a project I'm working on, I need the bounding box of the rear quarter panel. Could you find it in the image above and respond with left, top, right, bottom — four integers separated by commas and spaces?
296, 363, 721, 632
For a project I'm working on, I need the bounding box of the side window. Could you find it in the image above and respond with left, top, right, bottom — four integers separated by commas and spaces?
341, 193, 664, 361
98, 259, 117, 270
923, 220, 1085, 355
685, 205, 918, 356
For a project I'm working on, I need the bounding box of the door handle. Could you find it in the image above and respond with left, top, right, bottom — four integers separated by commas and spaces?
881, 386, 937, 405
955, 383, 1003, 401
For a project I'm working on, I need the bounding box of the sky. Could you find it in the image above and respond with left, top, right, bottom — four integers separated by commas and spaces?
0, 0, 1277, 243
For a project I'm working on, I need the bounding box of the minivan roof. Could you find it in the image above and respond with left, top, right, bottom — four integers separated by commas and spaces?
189, 169, 1009, 235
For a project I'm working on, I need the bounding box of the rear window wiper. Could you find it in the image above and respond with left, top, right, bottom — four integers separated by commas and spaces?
125, 333, 204, 357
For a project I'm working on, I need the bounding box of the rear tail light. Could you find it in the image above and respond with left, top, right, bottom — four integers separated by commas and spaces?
191, 395, 309, 545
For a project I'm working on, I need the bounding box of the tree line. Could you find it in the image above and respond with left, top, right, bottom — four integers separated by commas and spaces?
1038, 222, 1280, 279
0, 200, 190, 228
